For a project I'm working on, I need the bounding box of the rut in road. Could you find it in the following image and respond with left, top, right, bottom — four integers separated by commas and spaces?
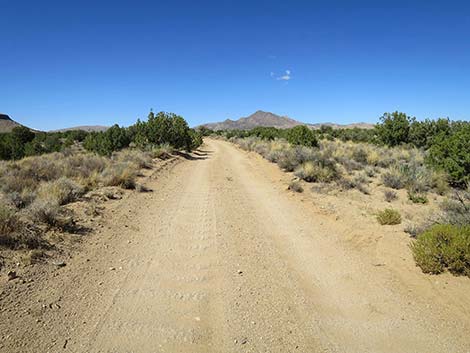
2, 139, 470, 353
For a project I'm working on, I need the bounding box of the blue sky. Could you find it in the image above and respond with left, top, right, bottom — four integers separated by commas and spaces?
1, 0, 469, 130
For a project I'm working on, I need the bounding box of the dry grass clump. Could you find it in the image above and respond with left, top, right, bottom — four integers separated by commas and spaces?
114, 149, 153, 169
37, 177, 84, 205
101, 162, 137, 189
377, 208, 402, 225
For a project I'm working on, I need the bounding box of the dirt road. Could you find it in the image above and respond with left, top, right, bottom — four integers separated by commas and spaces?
1, 139, 470, 352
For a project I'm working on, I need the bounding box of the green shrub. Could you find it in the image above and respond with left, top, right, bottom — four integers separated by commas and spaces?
408, 192, 429, 204
377, 208, 402, 225
427, 124, 470, 186
286, 126, 318, 147
411, 224, 470, 276
376, 111, 411, 147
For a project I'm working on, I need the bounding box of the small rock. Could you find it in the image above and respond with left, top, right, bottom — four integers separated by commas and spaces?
237, 270, 243, 275
241, 337, 248, 345
109, 267, 116, 271
7, 271, 17, 281
52, 261, 66, 268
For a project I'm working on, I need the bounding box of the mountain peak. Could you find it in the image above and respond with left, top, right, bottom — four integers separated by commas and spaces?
0, 114, 22, 133
199, 110, 375, 131
200, 110, 301, 131
0, 114, 13, 121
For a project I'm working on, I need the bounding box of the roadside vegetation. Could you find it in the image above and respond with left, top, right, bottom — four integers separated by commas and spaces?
209, 112, 470, 278
0, 111, 202, 261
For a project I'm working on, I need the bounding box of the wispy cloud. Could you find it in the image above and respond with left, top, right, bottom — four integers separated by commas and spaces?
272, 69, 291, 81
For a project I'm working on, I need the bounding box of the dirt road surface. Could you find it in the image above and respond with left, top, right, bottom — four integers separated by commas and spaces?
1, 139, 470, 353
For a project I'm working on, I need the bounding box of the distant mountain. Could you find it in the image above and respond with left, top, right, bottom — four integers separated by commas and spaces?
0, 114, 22, 133
199, 110, 374, 131
200, 111, 300, 131
51, 125, 109, 133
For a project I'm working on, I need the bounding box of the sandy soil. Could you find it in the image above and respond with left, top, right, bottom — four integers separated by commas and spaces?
1, 139, 469, 353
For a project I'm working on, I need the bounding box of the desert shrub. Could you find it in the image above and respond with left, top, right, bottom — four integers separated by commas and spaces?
337, 157, 363, 172
404, 223, 432, 238
294, 161, 339, 183
36, 177, 84, 205
439, 191, 470, 226
286, 126, 318, 147
384, 189, 398, 202
288, 181, 303, 193
336, 176, 355, 190
352, 147, 368, 164
27, 199, 62, 226
381, 168, 406, 189
0, 204, 20, 237
353, 172, 369, 185
355, 183, 370, 195
377, 208, 402, 225
101, 163, 137, 189
276, 149, 300, 172
1, 173, 38, 194
337, 173, 370, 194
408, 192, 429, 204
0, 203, 41, 249
400, 163, 432, 194
411, 224, 470, 276
253, 141, 270, 157
430, 171, 449, 195
6, 189, 36, 209
63, 153, 107, 179
364, 166, 377, 178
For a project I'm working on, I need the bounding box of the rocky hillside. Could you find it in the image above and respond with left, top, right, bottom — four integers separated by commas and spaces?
200, 110, 374, 131
0, 114, 21, 133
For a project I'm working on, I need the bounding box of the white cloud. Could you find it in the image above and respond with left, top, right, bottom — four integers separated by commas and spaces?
276, 70, 291, 81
